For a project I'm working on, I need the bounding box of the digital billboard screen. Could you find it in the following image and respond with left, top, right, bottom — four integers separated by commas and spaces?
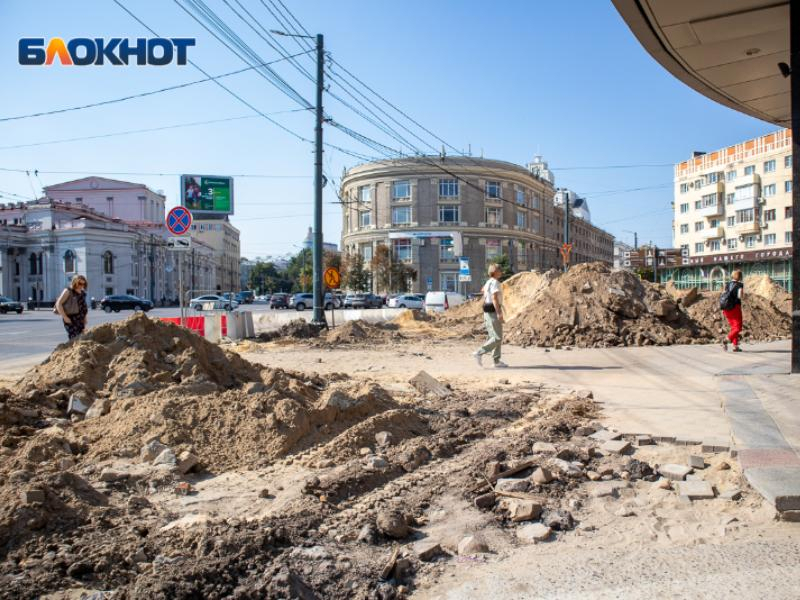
181, 175, 234, 215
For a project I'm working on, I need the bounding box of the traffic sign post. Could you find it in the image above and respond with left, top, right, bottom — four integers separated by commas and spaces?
560, 243, 573, 270
166, 207, 193, 327
323, 267, 340, 328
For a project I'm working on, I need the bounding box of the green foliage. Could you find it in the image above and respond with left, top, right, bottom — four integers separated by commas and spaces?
342, 252, 370, 292
248, 261, 291, 294
369, 244, 417, 293
494, 254, 514, 280
285, 248, 313, 293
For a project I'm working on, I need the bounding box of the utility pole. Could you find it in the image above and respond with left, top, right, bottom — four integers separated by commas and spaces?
311, 33, 326, 326
653, 244, 659, 283
791, 0, 800, 373
563, 190, 570, 272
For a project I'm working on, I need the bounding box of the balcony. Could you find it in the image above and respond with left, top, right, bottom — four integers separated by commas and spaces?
700, 226, 724, 240
697, 202, 723, 218
735, 221, 760, 235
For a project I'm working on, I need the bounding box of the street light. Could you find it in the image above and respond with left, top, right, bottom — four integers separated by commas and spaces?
273, 29, 326, 327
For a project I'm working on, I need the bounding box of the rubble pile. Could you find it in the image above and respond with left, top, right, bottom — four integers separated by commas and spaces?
323, 320, 403, 346
435, 263, 791, 348
744, 274, 791, 314
257, 318, 322, 341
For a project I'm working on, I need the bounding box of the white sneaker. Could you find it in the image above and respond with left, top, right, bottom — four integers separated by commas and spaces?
494, 361, 508, 369
473, 352, 483, 367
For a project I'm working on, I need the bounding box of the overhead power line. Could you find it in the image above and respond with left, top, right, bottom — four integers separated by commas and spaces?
0, 166, 310, 178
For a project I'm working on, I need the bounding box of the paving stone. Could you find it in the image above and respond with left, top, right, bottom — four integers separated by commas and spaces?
779, 510, 800, 522
658, 464, 693, 481
516, 523, 552, 543
744, 466, 800, 511
457, 534, 488, 555
601, 440, 632, 455
701, 439, 731, 453
635, 435, 654, 446
675, 437, 702, 446
67, 394, 88, 415
20, 489, 46, 504
589, 429, 622, 442
495, 478, 529, 493
574, 426, 596, 437
508, 500, 543, 522
678, 480, 715, 500
688, 455, 706, 469
653, 436, 676, 444
719, 488, 742, 501
590, 480, 630, 498
176, 451, 199, 475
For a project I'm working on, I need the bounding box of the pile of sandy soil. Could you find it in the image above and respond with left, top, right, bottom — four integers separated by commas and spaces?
686, 292, 791, 343
258, 318, 322, 341
744, 274, 791, 314
323, 320, 404, 346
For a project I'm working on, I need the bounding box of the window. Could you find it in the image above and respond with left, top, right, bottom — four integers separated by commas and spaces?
360, 244, 372, 262
707, 172, 718, 184
764, 209, 776, 221
680, 183, 689, 193
710, 240, 721, 251
701, 193, 717, 207
785, 155, 793, 169
735, 183, 755, 202
786, 206, 793, 218
694, 200, 702, 209
694, 221, 704, 232
439, 179, 459, 197
785, 180, 792, 193
439, 238, 455, 261
392, 180, 410, 200
764, 159, 776, 173
392, 239, 412, 261
29, 252, 39, 275
736, 208, 754, 223
680, 203, 689, 214
764, 184, 777, 197
726, 170, 736, 182
726, 193, 735, 204
727, 238, 737, 249
531, 192, 541, 210
515, 188, 525, 205
744, 165, 755, 175
440, 272, 458, 293
727, 216, 736, 227
359, 210, 371, 228
694, 179, 703, 189
392, 206, 411, 225
745, 235, 756, 248
64, 250, 75, 273
358, 185, 371, 203
515, 211, 526, 228
486, 239, 501, 259
786, 231, 793, 244
438, 204, 460, 223
75, 197, 83, 203
710, 218, 719, 227
485, 207, 502, 225
679, 223, 689, 234
103, 250, 114, 274
694, 242, 704, 253
485, 181, 501, 199
764, 233, 776, 246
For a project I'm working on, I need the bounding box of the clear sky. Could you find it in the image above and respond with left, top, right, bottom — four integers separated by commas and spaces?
0, 0, 781, 258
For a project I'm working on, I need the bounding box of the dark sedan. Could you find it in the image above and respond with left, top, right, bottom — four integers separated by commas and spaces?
99, 294, 153, 313
0, 296, 23, 314
269, 293, 289, 309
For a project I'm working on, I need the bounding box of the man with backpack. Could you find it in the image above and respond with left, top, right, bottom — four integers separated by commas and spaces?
720, 270, 744, 352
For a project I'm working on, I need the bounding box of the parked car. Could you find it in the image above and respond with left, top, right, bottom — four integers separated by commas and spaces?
0, 296, 24, 314
424, 291, 466, 313
236, 290, 255, 304
343, 293, 383, 309
189, 294, 238, 311
291, 292, 341, 311
99, 294, 153, 313
388, 294, 425, 309
269, 293, 289, 309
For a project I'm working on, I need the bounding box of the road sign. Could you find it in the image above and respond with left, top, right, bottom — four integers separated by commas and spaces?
181, 175, 234, 215
166, 206, 192, 235
167, 236, 192, 251
426, 277, 433, 290
323, 267, 341, 289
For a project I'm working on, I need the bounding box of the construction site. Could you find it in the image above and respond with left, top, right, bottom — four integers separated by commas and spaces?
0, 263, 798, 599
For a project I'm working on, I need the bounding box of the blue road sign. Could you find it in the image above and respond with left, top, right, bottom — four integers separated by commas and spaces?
166, 206, 192, 236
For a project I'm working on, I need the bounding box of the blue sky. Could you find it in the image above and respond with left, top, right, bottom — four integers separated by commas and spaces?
0, 0, 781, 258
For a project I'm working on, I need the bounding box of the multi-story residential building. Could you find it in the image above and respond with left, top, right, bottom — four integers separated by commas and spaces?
614, 241, 635, 270
668, 129, 793, 289
189, 217, 241, 293
339, 156, 615, 294
551, 189, 614, 265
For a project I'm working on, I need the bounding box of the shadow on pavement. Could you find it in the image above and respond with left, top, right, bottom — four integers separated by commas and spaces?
502, 365, 622, 371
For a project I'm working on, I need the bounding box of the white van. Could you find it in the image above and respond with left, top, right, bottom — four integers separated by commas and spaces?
424, 291, 466, 313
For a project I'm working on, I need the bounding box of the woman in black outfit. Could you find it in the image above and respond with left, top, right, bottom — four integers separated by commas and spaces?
55, 275, 89, 340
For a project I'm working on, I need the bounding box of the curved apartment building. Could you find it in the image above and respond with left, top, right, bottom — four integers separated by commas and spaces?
340, 156, 561, 294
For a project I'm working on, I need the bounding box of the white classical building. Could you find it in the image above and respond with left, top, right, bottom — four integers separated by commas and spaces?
0, 177, 216, 304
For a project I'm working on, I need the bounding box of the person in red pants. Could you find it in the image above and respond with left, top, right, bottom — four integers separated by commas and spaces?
722, 270, 744, 352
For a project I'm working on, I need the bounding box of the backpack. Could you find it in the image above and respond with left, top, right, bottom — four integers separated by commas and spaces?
719, 282, 740, 311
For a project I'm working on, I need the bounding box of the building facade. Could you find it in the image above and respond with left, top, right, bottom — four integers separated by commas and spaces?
189, 217, 241, 293
668, 129, 793, 289
550, 189, 614, 265
340, 156, 614, 294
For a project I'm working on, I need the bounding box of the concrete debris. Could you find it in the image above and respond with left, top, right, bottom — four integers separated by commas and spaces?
590, 480, 630, 498
635, 435, 654, 446
516, 523, 552, 543
413, 541, 444, 562
409, 371, 451, 398
719, 488, 742, 501
67, 394, 88, 415
375, 431, 394, 446
508, 500, 543, 522
678, 480, 716, 501
364, 456, 389, 471
20, 489, 46, 504
532, 467, 554, 484
99, 468, 129, 483
658, 464, 693, 481
457, 534, 489, 555
376, 510, 410, 539
601, 440, 632, 455
590, 429, 622, 442
474, 492, 496, 509
85, 398, 110, 419
176, 451, 200, 475
495, 478, 530, 493
152, 448, 177, 467
688, 455, 706, 469
574, 425, 596, 437
533, 441, 558, 453
140, 440, 168, 463
541, 509, 574, 531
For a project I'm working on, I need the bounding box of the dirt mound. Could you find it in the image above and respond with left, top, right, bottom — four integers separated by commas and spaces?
324, 320, 402, 345
744, 274, 791, 314
259, 318, 322, 341
687, 292, 791, 343
14, 313, 261, 402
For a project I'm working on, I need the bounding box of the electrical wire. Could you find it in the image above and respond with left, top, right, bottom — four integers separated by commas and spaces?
0, 166, 310, 178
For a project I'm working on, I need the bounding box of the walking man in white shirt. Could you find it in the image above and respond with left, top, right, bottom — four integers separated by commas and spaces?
473, 263, 507, 368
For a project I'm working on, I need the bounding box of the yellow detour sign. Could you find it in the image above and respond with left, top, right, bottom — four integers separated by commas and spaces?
323, 267, 341, 289
560, 243, 573, 264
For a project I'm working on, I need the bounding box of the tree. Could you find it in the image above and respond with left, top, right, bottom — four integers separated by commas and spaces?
371, 244, 393, 292
342, 252, 370, 292
494, 254, 514, 280
285, 248, 312, 293
248, 261, 290, 294
324, 250, 341, 273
